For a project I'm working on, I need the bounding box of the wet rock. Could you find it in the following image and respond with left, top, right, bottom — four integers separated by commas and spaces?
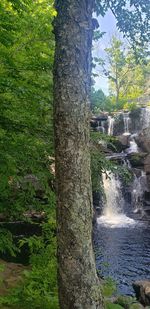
144, 155, 150, 173
146, 174, 150, 191
118, 135, 130, 148
127, 153, 147, 168
136, 128, 150, 153
144, 191, 150, 201
90, 115, 108, 130
129, 108, 143, 133
113, 113, 126, 136
132, 168, 143, 178
133, 281, 150, 306
128, 303, 144, 309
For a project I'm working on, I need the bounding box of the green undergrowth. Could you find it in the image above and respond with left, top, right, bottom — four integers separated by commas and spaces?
0, 216, 59, 309
0, 228, 19, 257
102, 279, 140, 309
102, 278, 117, 298
105, 303, 124, 309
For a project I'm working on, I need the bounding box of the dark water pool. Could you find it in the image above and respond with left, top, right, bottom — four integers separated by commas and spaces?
94, 219, 150, 295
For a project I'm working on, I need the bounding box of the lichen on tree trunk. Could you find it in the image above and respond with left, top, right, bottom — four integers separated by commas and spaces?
53, 0, 103, 308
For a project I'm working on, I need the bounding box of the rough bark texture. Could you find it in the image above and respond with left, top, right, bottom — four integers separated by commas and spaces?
53, 0, 103, 308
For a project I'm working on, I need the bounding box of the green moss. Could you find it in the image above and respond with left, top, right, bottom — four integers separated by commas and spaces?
116, 295, 135, 308
105, 302, 124, 309
128, 303, 144, 309
102, 278, 117, 297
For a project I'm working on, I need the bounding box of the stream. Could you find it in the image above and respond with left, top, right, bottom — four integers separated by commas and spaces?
94, 217, 150, 295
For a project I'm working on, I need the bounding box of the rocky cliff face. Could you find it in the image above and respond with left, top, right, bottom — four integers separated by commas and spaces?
118, 108, 150, 214
91, 106, 150, 216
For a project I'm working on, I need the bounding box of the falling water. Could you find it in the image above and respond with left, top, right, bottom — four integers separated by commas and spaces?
127, 134, 139, 153
141, 107, 150, 130
108, 116, 114, 135
101, 121, 105, 133
97, 120, 105, 133
123, 112, 130, 135
97, 120, 100, 131
97, 172, 135, 228
132, 171, 147, 215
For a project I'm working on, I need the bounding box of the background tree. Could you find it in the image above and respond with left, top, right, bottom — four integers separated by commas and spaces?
95, 0, 150, 51
91, 88, 113, 113
94, 36, 149, 111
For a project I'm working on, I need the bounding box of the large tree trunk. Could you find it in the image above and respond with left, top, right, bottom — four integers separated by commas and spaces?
53, 0, 103, 308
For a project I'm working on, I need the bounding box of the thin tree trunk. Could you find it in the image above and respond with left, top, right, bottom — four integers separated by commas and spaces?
53, 0, 103, 308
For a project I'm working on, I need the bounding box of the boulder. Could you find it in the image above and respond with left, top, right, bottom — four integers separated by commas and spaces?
117, 135, 130, 148
136, 128, 150, 153
113, 113, 126, 136
133, 281, 150, 306
129, 108, 143, 133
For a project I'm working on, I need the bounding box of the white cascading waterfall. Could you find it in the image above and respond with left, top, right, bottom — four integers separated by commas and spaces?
108, 116, 114, 135
132, 171, 147, 215
97, 171, 135, 228
128, 139, 138, 153
127, 134, 139, 153
101, 120, 105, 133
97, 120, 100, 131
123, 112, 130, 135
141, 107, 150, 130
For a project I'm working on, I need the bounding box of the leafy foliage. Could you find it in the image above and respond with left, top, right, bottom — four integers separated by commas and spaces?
91, 88, 112, 113
0, 0, 55, 218
0, 221, 59, 309
102, 277, 117, 297
95, 0, 150, 50
0, 228, 19, 256
93, 36, 149, 111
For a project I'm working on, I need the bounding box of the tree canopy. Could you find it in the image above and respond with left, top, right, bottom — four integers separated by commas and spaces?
95, 0, 150, 49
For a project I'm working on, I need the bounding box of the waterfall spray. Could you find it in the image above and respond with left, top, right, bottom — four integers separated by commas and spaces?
141, 107, 150, 130
97, 171, 135, 227
108, 116, 114, 136
123, 112, 130, 135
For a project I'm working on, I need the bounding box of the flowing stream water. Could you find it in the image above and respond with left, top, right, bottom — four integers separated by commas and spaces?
94, 221, 150, 295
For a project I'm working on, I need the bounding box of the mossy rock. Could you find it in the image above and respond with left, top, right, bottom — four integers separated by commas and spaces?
105, 301, 124, 309
128, 303, 144, 309
115, 296, 135, 308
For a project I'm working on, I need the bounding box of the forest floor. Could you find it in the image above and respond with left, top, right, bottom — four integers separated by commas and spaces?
0, 259, 28, 309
